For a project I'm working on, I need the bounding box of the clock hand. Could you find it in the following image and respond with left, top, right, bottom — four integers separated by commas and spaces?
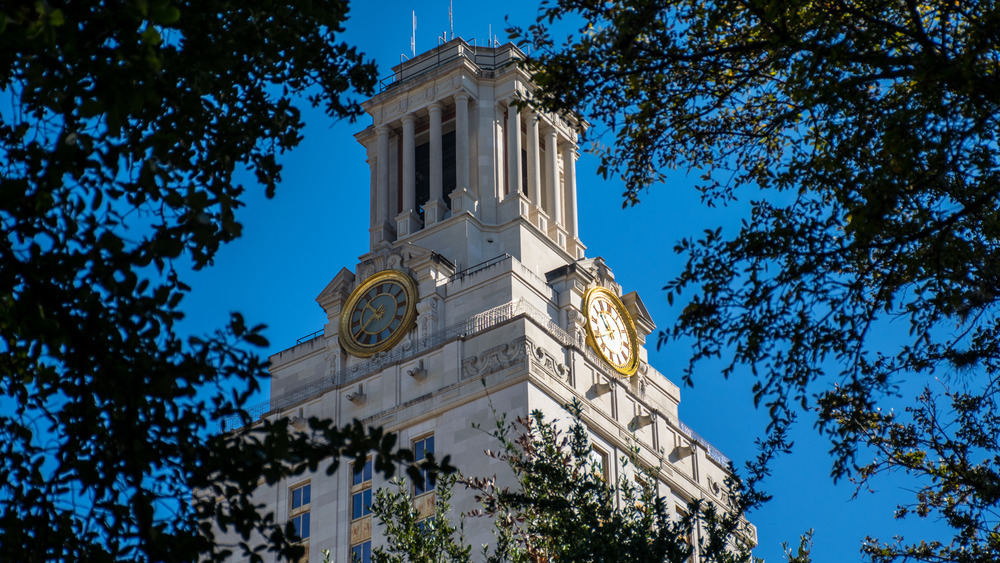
600, 312, 613, 332
357, 303, 386, 335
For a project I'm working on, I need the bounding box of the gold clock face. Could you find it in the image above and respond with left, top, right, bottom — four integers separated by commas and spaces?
339, 270, 418, 358
584, 286, 639, 376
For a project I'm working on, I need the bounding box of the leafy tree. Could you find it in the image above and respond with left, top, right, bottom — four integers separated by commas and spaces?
0, 2, 451, 561
371, 405, 761, 563
370, 475, 473, 563
512, 0, 1000, 560
781, 530, 813, 563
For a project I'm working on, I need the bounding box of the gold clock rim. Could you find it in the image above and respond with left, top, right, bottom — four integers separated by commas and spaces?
583, 286, 640, 377
339, 270, 419, 358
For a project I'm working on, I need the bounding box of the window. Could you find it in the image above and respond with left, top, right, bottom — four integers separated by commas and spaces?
351, 540, 371, 563
633, 474, 654, 510
677, 505, 696, 562
413, 434, 435, 496
289, 483, 311, 541
592, 446, 609, 482
350, 458, 373, 562
351, 457, 373, 520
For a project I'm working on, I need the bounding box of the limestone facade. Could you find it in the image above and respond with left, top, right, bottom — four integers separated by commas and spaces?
221, 39, 754, 563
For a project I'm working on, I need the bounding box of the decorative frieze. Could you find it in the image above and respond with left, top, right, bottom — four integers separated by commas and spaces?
462, 336, 530, 379
461, 336, 569, 382
531, 341, 568, 381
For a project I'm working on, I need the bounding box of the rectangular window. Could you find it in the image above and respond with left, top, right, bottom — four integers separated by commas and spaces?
352, 488, 372, 519
592, 446, 609, 482
633, 474, 654, 511
351, 540, 371, 563
352, 457, 373, 487
677, 505, 696, 562
289, 483, 311, 541
413, 434, 435, 496
350, 459, 373, 562
636, 474, 653, 496
291, 511, 310, 540
351, 458, 373, 520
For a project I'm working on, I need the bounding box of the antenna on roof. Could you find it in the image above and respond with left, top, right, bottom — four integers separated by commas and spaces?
449, 0, 454, 39
411, 11, 417, 57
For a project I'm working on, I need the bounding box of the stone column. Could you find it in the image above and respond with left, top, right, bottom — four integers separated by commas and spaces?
494, 102, 506, 204
450, 92, 476, 216
563, 144, 579, 239
546, 127, 568, 249
526, 112, 546, 231
425, 102, 447, 225
506, 101, 522, 198
563, 143, 585, 258
455, 93, 470, 191
396, 113, 421, 236
370, 125, 395, 247
476, 98, 499, 223
545, 128, 562, 226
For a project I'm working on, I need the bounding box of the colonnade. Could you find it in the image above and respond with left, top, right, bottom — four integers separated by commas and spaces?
369, 90, 580, 254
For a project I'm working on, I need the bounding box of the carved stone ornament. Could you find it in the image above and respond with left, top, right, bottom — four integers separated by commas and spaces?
417, 295, 442, 343
532, 343, 568, 381
566, 308, 582, 343
630, 373, 649, 398
408, 359, 428, 381
707, 475, 722, 497
462, 337, 530, 379
350, 516, 372, 544
325, 346, 341, 378
356, 248, 407, 285
347, 385, 367, 406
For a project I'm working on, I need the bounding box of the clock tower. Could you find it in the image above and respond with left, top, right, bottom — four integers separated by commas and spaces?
224, 38, 754, 563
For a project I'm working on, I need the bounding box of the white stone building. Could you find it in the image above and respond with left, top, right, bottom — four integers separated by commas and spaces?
223, 38, 753, 563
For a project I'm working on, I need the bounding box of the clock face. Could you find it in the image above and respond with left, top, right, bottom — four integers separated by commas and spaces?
339, 270, 418, 358
584, 287, 639, 376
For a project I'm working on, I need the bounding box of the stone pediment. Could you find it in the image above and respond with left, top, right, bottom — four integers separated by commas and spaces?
621, 290, 656, 338
316, 267, 356, 313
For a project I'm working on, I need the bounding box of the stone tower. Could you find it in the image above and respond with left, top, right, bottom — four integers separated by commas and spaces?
223, 38, 752, 563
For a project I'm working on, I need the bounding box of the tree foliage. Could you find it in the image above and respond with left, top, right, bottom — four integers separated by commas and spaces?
512, 0, 1000, 560
0, 2, 455, 561
370, 475, 473, 563
371, 406, 760, 563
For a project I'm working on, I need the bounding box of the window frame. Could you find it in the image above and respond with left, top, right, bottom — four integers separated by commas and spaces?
412, 434, 435, 496
350, 456, 373, 520
289, 481, 311, 543
350, 539, 372, 563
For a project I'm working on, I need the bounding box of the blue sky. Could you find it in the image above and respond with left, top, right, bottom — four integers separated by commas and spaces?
180, 2, 949, 561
